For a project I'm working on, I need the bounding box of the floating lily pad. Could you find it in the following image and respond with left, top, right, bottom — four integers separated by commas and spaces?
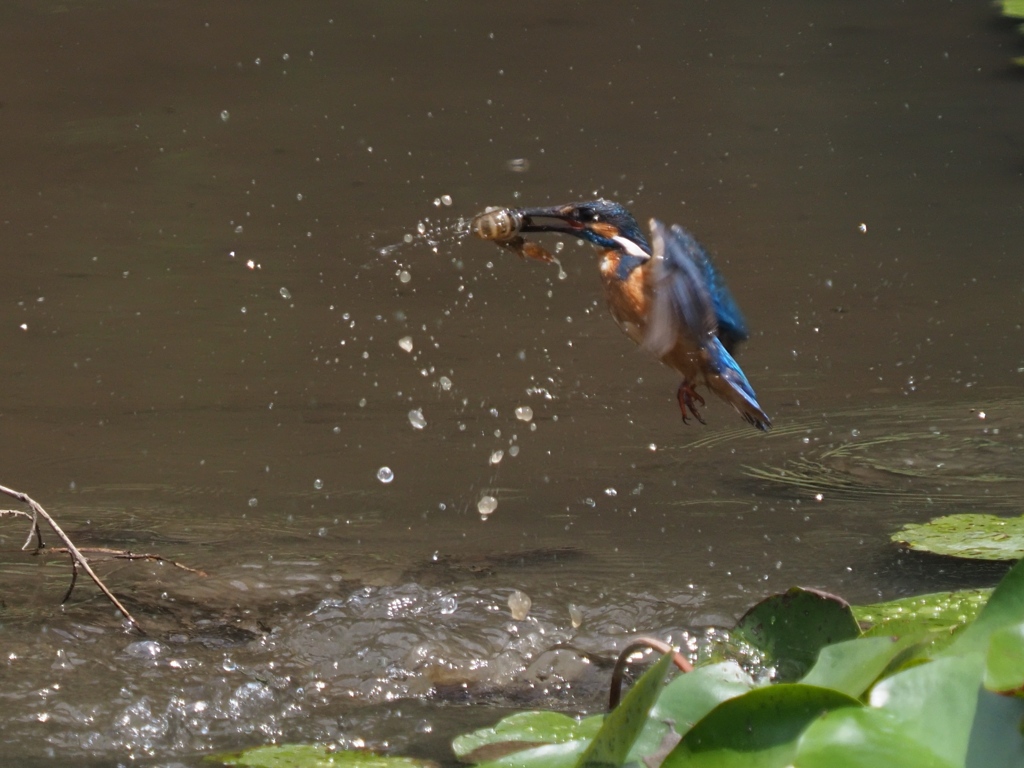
854, 589, 991, 638
732, 588, 861, 681
452, 712, 601, 763
662, 684, 861, 768
211, 744, 437, 768
892, 513, 1024, 561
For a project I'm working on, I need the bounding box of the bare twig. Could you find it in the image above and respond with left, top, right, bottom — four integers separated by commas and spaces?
0, 484, 146, 634
0, 508, 43, 549
609, 636, 693, 711
48, 547, 208, 577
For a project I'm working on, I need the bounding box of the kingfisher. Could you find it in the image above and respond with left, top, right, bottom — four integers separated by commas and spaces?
490, 199, 771, 431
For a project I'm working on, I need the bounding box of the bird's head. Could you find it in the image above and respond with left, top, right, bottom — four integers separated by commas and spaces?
515, 199, 650, 258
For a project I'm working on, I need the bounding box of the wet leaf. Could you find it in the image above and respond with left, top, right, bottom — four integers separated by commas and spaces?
964, 688, 1024, 766
800, 634, 918, 698
946, 556, 1024, 658
628, 661, 755, 761
211, 744, 437, 768
984, 622, 1024, 694
453, 712, 601, 762
732, 588, 861, 681
1002, 0, 1024, 19
661, 684, 860, 768
892, 513, 1024, 561
854, 589, 990, 638
796, 654, 985, 768
574, 652, 675, 768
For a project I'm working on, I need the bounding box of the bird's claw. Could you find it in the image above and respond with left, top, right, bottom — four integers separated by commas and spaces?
677, 383, 706, 425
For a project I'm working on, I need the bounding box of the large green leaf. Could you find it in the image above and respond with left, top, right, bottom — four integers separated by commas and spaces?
453, 712, 601, 762
661, 684, 861, 768
795, 654, 985, 768
627, 661, 755, 762
800, 635, 918, 698
574, 652, 675, 768
964, 688, 1024, 767
983, 621, 1024, 694
947, 557, 1024, 658
211, 745, 437, 768
892, 513, 1024, 561
733, 588, 861, 681
854, 589, 990, 638
795, 707, 951, 768
1003, 0, 1024, 19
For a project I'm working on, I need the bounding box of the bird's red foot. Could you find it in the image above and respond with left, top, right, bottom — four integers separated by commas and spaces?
676, 382, 706, 425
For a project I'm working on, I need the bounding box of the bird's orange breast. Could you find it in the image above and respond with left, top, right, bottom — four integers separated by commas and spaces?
599, 250, 650, 346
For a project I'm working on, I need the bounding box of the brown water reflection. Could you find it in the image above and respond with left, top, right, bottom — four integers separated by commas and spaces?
1, 1, 1023, 763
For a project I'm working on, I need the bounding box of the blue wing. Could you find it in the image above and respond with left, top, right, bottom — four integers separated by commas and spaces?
665, 225, 749, 353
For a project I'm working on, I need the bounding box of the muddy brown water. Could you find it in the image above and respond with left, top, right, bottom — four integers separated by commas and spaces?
1, 1, 1023, 764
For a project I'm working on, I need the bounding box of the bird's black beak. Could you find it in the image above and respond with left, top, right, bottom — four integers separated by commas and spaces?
514, 205, 585, 236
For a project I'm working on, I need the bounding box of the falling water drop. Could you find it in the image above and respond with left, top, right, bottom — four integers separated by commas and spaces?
477, 495, 497, 518
377, 467, 394, 484
508, 590, 532, 620
408, 409, 427, 430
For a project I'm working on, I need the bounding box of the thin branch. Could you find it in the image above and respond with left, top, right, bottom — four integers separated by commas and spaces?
0, 483, 145, 634
47, 547, 208, 577
0, 508, 43, 549
609, 636, 693, 711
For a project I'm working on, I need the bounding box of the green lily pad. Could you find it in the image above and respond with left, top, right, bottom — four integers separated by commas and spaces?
453, 712, 602, 763
854, 589, 991, 638
984, 621, 1024, 695
1003, 0, 1024, 19
661, 684, 861, 768
892, 513, 1024, 561
627, 661, 756, 761
796, 654, 986, 768
574, 652, 675, 768
732, 588, 862, 681
947, 557, 1024, 658
211, 744, 437, 768
800, 635, 919, 698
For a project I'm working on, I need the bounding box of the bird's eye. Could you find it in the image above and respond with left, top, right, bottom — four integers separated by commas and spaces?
577, 207, 600, 222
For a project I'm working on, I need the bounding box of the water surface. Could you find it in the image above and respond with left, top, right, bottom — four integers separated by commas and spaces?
1, 1, 1022, 764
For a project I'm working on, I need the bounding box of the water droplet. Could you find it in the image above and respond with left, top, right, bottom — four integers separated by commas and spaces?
508, 445, 520, 457
477, 494, 497, 517
399, 270, 412, 284
438, 376, 452, 391
296, 193, 303, 201
648, 443, 658, 451
234, 225, 244, 234
441, 194, 453, 206
514, 405, 534, 422
398, 336, 414, 353
439, 595, 457, 615
408, 409, 426, 430
248, 497, 258, 508
220, 110, 230, 122
402, 233, 414, 244
377, 466, 394, 484
568, 604, 583, 628
317, 527, 328, 537
124, 640, 164, 659
416, 221, 427, 235
279, 286, 292, 300
506, 158, 530, 173
604, 487, 617, 497
222, 657, 238, 672
314, 479, 323, 490
489, 450, 504, 465
508, 590, 532, 620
